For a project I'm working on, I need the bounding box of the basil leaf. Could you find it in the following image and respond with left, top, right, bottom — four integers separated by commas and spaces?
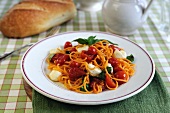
87, 36, 96, 45
99, 39, 118, 45
98, 71, 105, 80
80, 84, 90, 92
73, 36, 118, 46
107, 67, 112, 74
126, 54, 134, 62
107, 40, 118, 45
94, 39, 101, 43
73, 38, 88, 44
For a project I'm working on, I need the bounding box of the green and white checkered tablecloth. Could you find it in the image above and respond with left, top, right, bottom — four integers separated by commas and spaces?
0, 0, 170, 112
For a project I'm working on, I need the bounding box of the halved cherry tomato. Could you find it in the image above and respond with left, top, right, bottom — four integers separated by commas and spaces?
114, 71, 128, 80
70, 47, 76, 52
70, 61, 81, 67
64, 41, 72, 49
52, 54, 69, 65
113, 66, 122, 72
105, 74, 116, 88
114, 71, 129, 85
68, 67, 86, 80
81, 50, 94, 62
50, 53, 63, 63
87, 46, 97, 55
109, 45, 121, 52
109, 58, 119, 67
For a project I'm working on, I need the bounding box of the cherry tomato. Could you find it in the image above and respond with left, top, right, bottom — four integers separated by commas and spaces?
81, 50, 94, 62
109, 45, 121, 52
54, 54, 70, 65
50, 53, 63, 63
114, 71, 129, 84
70, 61, 81, 67
87, 46, 97, 55
109, 58, 119, 67
105, 74, 116, 88
68, 67, 86, 80
113, 66, 122, 72
64, 41, 72, 49
70, 47, 76, 52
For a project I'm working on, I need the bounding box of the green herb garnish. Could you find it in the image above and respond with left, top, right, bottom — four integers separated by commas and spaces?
73, 38, 88, 44
100, 39, 118, 45
107, 67, 112, 74
98, 71, 106, 80
126, 54, 134, 62
80, 84, 90, 92
73, 36, 118, 45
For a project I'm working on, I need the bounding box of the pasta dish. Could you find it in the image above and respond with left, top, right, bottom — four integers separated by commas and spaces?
46, 36, 135, 94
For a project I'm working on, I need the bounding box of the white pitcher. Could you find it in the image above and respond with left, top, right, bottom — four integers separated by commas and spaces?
102, 0, 154, 35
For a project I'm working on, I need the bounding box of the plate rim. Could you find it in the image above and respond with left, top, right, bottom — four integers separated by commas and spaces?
21, 31, 155, 105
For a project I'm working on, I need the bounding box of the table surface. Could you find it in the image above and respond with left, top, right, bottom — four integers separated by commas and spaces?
0, 0, 170, 112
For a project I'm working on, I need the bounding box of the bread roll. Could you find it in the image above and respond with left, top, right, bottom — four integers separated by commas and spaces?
0, 0, 77, 38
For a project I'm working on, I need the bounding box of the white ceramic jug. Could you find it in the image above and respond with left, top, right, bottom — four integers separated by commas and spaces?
102, 0, 154, 35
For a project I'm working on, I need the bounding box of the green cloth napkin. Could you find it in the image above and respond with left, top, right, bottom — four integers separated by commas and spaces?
33, 71, 170, 113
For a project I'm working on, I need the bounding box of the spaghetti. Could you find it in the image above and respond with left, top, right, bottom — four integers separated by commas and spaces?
47, 37, 135, 94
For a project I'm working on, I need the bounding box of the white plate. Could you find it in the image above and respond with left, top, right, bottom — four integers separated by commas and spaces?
21, 31, 155, 105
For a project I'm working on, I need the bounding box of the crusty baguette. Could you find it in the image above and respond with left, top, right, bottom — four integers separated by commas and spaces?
0, 0, 77, 38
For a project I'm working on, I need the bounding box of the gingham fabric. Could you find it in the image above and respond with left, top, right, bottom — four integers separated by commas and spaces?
0, 0, 170, 112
